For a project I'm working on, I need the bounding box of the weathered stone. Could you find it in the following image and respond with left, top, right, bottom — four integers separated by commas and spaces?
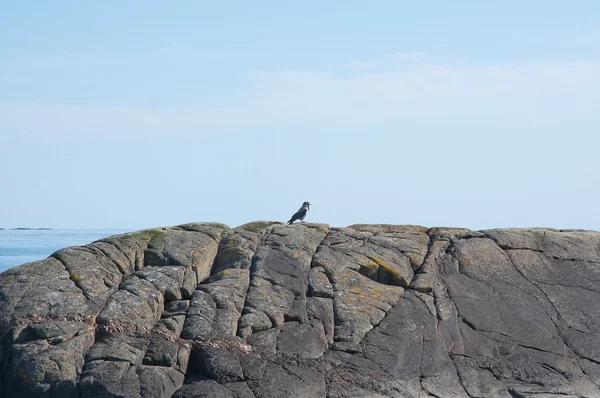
181, 266, 251, 340
172, 378, 236, 398
144, 229, 220, 283
276, 320, 328, 358
212, 228, 263, 273
85, 332, 148, 365
190, 346, 245, 383
163, 299, 190, 316
245, 327, 279, 352
241, 224, 329, 337
484, 228, 600, 263
98, 230, 156, 272
143, 335, 190, 373
312, 225, 427, 350
456, 364, 512, 398
97, 289, 158, 331
138, 365, 185, 398
135, 265, 196, 302
2, 223, 600, 397
237, 307, 273, 339
90, 240, 139, 275
2, 258, 90, 323
160, 314, 186, 335
308, 266, 333, 298
306, 296, 335, 344
79, 360, 141, 397
197, 268, 250, 337
120, 275, 165, 320
14, 320, 92, 344
4, 332, 94, 398
247, 362, 326, 398
0, 225, 223, 398
180, 290, 216, 339
176, 222, 230, 241
52, 246, 123, 300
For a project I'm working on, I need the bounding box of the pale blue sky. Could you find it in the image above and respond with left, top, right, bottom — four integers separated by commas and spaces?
1, 1, 599, 230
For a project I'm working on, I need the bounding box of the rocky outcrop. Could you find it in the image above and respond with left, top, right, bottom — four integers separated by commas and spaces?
1, 222, 600, 397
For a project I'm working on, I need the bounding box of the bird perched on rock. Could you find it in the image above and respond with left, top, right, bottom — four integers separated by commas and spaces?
287, 202, 311, 224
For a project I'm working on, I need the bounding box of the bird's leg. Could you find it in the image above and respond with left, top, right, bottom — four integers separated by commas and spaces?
301, 220, 305, 223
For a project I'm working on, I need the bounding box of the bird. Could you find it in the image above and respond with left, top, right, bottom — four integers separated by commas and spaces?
287, 202, 311, 224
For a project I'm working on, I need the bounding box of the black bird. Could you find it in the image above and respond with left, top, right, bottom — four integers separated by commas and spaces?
287, 202, 311, 224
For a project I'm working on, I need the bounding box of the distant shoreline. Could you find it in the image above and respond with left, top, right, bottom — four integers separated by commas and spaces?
1, 228, 53, 231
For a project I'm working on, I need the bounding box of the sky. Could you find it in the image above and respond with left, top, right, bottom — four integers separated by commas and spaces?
1, 1, 599, 230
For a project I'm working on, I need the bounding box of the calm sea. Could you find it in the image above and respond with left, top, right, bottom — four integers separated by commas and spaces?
0, 229, 131, 274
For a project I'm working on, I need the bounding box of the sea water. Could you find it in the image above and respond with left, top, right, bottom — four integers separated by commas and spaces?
0, 229, 131, 273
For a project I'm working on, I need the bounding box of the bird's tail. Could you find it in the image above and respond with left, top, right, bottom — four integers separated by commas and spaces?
287, 219, 293, 224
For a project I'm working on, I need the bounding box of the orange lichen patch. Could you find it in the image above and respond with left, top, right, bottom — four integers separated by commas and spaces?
379, 263, 404, 284
293, 252, 299, 259
408, 253, 424, 268
358, 257, 406, 287
312, 259, 328, 268
370, 257, 388, 267
360, 260, 378, 277
341, 270, 359, 280
340, 272, 400, 299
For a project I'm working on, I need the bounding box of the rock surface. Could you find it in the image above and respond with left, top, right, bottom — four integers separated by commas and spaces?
2, 223, 600, 397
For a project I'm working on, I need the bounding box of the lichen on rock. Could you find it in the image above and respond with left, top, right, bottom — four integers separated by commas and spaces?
1, 223, 600, 397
